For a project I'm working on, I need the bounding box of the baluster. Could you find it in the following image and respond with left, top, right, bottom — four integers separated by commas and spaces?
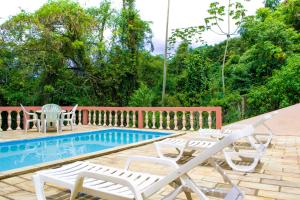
16, 111, 21, 130
132, 111, 136, 128
190, 111, 194, 131
208, 111, 212, 129
199, 111, 202, 129
67, 110, 71, 126
166, 111, 170, 130
7, 111, 12, 131
114, 111, 118, 127
109, 111, 112, 127
88, 110, 91, 125
120, 111, 124, 127
98, 111, 101, 126
126, 111, 130, 128
78, 110, 82, 125
103, 111, 107, 126
152, 111, 155, 129
93, 110, 96, 126
0, 111, 2, 131
144, 111, 149, 129
174, 112, 178, 130
159, 111, 163, 130
182, 111, 186, 131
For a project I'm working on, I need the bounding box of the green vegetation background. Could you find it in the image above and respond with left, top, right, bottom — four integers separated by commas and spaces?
0, 0, 299, 124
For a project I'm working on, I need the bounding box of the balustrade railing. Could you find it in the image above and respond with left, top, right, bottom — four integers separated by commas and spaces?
0, 106, 222, 131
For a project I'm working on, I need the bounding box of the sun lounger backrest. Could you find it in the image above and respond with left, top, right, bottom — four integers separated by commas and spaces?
143, 125, 254, 197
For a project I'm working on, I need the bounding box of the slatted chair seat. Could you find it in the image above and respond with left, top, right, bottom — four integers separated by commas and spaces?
36, 161, 162, 200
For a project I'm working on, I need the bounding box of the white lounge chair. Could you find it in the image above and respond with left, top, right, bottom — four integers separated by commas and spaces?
155, 114, 274, 172
20, 104, 40, 133
199, 111, 277, 149
41, 104, 62, 133
60, 104, 78, 130
32, 126, 253, 200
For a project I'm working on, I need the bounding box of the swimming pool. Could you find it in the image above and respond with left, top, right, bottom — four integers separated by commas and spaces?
0, 129, 170, 172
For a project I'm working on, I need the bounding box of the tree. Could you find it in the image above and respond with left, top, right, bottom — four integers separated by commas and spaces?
205, 0, 248, 95
264, 0, 281, 10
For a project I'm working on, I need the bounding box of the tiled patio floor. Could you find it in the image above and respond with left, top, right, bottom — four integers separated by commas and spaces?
0, 125, 300, 200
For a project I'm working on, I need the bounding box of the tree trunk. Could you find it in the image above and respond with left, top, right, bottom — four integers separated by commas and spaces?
221, 35, 230, 96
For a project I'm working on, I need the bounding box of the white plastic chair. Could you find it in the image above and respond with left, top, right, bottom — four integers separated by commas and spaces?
41, 104, 62, 133
60, 104, 78, 130
20, 104, 40, 133
155, 114, 275, 172
32, 126, 254, 200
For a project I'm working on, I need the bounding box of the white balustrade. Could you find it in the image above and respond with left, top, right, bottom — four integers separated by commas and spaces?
190, 111, 194, 131
208, 111, 212, 129
152, 111, 155, 129
159, 111, 163, 130
166, 111, 170, 130
16, 111, 21, 130
0, 107, 221, 131
199, 111, 202, 129
103, 111, 107, 126
182, 111, 186, 131
114, 111, 118, 126
78, 110, 82, 125
174, 112, 178, 130
145, 111, 149, 129
7, 111, 12, 131
93, 110, 96, 126
109, 111, 112, 127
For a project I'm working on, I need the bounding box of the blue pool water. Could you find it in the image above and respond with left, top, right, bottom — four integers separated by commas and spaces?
0, 129, 169, 172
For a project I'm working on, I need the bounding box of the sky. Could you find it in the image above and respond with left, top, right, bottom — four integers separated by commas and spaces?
0, 0, 264, 54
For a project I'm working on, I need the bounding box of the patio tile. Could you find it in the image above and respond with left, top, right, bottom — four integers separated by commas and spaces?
261, 178, 300, 188
281, 186, 300, 195
239, 181, 279, 191
0, 182, 20, 195
1, 176, 27, 185
258, 190, 300, 200
5, 190, 37, 200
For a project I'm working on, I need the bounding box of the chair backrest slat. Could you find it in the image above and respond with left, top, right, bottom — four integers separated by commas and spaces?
42, 104, 61, 122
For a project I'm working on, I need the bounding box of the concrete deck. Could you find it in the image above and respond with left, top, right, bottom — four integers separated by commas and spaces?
0, 104, 300, 199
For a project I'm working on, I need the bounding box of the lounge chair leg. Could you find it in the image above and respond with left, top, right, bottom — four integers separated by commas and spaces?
184, 190, 193, 200
32, 174, 46, 200
70, 177, 84, 200
162, 185, 184, 200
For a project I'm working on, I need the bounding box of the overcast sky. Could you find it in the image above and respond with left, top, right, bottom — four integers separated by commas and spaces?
0, 0, 264, 54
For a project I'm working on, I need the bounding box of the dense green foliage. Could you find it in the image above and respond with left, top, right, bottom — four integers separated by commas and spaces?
0, 0, 299, 123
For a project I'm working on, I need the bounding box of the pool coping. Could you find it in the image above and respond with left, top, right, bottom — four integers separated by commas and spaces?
0, 128, 186, 180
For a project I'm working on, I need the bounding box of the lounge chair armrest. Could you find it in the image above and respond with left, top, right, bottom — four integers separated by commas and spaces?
125, 156, 178, 171
72, 171, 143, 200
